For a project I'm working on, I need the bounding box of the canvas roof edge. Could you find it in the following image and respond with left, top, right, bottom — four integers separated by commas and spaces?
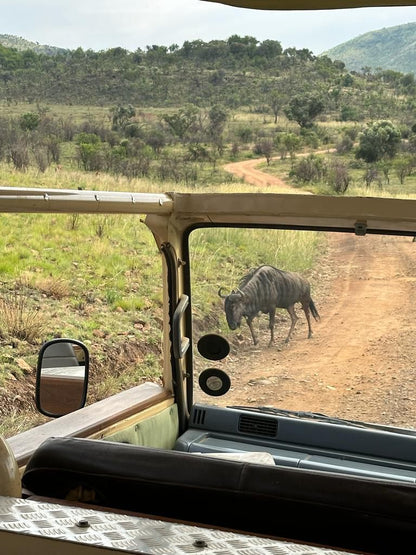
202, 0, 416, 10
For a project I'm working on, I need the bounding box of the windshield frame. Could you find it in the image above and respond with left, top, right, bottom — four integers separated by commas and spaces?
182, 219, 416, 427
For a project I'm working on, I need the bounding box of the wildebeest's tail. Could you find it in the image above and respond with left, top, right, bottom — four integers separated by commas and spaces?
309, 299, 320, 321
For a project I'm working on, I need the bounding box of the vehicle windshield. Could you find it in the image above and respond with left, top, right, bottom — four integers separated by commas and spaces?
189, 226, 416, 430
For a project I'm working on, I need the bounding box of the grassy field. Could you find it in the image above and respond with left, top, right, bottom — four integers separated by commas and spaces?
0, 102, 111, 122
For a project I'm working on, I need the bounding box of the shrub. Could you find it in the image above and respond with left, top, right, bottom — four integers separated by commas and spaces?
0, 289, 45, 343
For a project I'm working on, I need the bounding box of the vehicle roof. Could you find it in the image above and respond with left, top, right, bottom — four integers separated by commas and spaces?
167, 192, 416, 234
203, 0, 415, 9
1, 187, 414, 234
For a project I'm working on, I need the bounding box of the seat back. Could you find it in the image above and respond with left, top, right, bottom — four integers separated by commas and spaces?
22, 436, 416, 553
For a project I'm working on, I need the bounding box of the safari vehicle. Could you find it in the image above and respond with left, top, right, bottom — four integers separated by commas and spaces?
1, 2, 416, 555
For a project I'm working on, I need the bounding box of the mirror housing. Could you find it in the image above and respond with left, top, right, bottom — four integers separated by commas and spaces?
35, 338, 89, 418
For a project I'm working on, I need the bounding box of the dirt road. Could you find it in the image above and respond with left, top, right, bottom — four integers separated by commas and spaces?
223, 150, 333, 192
224, 158, 295, 190
214, 158, 416, 428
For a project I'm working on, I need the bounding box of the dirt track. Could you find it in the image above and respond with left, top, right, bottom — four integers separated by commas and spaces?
208, 158, 416, 427
224, 158, 294, 190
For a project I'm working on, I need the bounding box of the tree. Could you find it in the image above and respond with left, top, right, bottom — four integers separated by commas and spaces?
393, 155, 415, 185
144, 127, 166, 154
340, 105, 361, 122
401, 73, 415, 91
145, 45, 168, 64
227, 35, 258, 58
291, 154, 326, 183
327, 160, 351, 194
110, 104, 136, 131
20, 112, 40, 131
208, 104, 228, 154
274, 132, 300, 160
236, 125, 253, 144
257, 39, 282, 59
269, 92, 282, 124
336, 134, 354, 155
363, 166, 380, 188
253, 138, 274, 165
284, 93, 324, 128
355, 120, 401, 163
75, 133, 103, 171
342, 73, 354, 87
162, 105, 199, 141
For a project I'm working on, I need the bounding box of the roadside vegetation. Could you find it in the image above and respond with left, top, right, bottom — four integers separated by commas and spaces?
1, 34, 416, 436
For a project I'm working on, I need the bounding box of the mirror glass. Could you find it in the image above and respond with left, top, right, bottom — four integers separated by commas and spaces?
36, 339, 89, 417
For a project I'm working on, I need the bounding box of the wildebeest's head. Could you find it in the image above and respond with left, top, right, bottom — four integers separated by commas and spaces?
218, 287, 245, 330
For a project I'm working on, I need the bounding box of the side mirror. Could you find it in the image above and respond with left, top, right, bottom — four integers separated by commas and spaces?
35, 339, 89, 418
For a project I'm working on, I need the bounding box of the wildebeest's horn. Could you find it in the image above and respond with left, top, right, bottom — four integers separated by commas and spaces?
218, 287, 228, 298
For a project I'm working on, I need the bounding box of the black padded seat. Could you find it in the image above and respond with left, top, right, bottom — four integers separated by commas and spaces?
22, 436, 416, 553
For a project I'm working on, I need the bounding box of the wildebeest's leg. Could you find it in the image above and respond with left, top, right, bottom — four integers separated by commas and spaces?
301, 300, 313, 338
245, 316, 258, 345
285, 305, 298, 342
268, 309, 276, 346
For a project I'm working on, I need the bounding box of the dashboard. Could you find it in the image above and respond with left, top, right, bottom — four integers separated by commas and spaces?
175, 404, 416, 483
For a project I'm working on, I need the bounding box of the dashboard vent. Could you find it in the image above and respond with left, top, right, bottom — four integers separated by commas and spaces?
238, 414, 278, 438
191, 407, 206, 426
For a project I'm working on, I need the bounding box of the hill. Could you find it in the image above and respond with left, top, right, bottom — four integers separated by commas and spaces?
0, 36, 346, 107
0, 33, 67, 55
322, 22, 416, 74
0, 30, 414, 112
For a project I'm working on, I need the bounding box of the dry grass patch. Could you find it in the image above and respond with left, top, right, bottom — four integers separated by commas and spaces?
35, 277, 70, 299
0, 289, 46, 343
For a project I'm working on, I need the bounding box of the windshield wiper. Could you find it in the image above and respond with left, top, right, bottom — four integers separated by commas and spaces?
228, 405, 416, 434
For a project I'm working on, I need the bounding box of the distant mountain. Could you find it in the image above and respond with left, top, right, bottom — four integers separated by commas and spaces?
0, 34, 67, 55
322, 22, 416, 75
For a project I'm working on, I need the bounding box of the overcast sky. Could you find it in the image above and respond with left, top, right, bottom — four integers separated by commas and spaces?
2, 0, 416, 55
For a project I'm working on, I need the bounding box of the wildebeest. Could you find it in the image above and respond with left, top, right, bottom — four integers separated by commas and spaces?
218, 264, 320, 346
